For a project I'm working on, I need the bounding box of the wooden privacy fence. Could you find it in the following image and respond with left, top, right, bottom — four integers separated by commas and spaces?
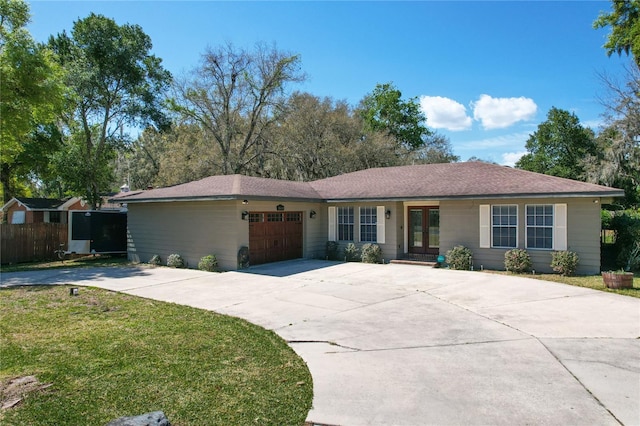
1, 223, 68, 264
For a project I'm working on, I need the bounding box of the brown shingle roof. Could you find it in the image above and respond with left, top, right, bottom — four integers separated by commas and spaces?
310, 162, 624, 200
115, 162, 624, 203
114, 174, 322, 202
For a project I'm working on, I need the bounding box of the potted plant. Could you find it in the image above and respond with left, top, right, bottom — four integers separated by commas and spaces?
602, 241, 639, 289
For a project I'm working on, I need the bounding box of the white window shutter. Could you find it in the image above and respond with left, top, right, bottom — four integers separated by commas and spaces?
328, 206, 337, 241
376, 206, 385, 244
553, 204, 567, 250
479, 205, 490, 248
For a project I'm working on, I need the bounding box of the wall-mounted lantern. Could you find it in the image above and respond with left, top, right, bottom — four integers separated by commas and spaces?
241, 211, 249, 220
242, 199, 249, 205
276, 204, 285, 211
310, 210, 317, 219
385, 209, 391, 219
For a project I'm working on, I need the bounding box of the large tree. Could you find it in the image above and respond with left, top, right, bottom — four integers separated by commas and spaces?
0, 0, 65, 202
172, 42, 305, 176
48, 13, 171, 208
584, 65, 640, 206
359, 82, 431, 151
594, 0, 640, 67
515, 107, 597, 180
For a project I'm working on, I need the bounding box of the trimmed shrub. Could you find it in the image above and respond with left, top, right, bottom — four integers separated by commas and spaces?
446, 245, 473, 270
344, 243, 360, 262
550, 250, 579, 276
198, 255, 218, 272
167, 253, 185, 268
149, 254, 162, 266
326, 241, 340, 261
361, 243, 383, 264
504, 249, 532, 273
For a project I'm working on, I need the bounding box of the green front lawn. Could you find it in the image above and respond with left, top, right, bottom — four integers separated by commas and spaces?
0, 254, 131, 273
0, 286, 312, 425
532, 272, 640, 298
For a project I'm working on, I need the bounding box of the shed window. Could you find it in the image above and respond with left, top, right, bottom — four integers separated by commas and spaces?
11, 211, 25, 224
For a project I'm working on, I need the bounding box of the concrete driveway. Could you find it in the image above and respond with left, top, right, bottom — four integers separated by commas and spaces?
2, 260, 639, 425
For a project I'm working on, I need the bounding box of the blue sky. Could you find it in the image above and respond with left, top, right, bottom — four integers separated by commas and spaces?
28, 1, 631, 165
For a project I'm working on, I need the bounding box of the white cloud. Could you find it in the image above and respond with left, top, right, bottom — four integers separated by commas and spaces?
502, 151, 528, 167
419, 96, 472, 131
472, 94, 537, 130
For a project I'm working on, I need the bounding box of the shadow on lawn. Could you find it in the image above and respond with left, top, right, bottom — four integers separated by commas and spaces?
0, 265, 153, 289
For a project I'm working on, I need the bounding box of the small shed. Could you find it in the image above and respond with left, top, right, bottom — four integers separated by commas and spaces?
1, 197, 87, 224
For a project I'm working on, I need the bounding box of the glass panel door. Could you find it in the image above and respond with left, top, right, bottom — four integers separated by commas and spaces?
409, 209, 424, 251
428, 209, 440, 248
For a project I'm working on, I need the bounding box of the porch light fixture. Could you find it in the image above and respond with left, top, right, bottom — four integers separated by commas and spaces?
276, 204, 285, 211
385, 209, 391, 219
310, 210, 317, 219
242, 200, 249, 205
241, 211, 249, 220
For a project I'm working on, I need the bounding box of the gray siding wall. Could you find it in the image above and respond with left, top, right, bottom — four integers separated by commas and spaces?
327, 201, 402, 262
127, 200, 242, 270
127, 200, 324, 270
440, 198, 602, 274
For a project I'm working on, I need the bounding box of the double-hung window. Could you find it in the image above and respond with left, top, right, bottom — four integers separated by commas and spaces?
492, 205, 517, 248
526, 205, 553, 249
359, 207, 377, 242
337, 207, 354, 241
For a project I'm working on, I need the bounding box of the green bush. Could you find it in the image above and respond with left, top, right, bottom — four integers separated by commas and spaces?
550, 250, 579, 276
149, 254, 162, 266
446, 245, 473, 270
167, 253, 185, 268
504, 249, 532, 273
326, 241, 340, 261
198, 255, 218, 272
344, 243, 360, 262
361, 243, 383, 264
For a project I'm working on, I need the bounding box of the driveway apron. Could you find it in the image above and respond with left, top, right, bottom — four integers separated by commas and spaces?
2, 261, 639, 425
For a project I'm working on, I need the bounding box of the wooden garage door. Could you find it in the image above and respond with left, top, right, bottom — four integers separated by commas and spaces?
249, 212, 303, 265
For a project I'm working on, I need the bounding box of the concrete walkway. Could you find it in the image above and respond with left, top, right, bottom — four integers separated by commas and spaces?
2, 260, 639, 425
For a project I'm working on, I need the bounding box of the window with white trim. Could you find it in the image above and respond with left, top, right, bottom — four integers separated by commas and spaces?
526, 205, 553, 249
337, 206, 354, 241
359, 207, 377, 242
492, 205, 517, 248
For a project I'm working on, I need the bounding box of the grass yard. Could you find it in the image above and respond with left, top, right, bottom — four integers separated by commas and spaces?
0, 285, 312, 425
486, 271, 640, 298
532, 272, 640, 298
0, 255, 131, 274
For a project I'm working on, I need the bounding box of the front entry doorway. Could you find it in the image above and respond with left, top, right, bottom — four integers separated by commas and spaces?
408, 207, 439, 255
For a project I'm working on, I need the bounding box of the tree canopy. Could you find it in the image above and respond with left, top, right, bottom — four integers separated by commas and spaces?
359, 82, 431, 151
515, 107, 597, 180
48, 13, 171, 208
594, 0, 640, 67
0, 0, 66, 202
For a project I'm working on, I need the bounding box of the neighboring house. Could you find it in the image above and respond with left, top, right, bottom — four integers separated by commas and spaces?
113, 162, 624, 274
1, 197, 87, 224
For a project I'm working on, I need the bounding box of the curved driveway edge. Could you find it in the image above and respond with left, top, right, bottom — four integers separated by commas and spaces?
2, 261, 639, 425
